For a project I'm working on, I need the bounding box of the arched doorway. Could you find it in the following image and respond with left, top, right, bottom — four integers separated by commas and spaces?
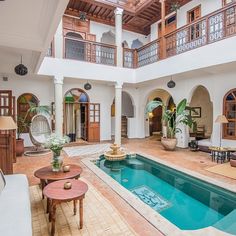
64, 88, 89, 142
189, 85, 213, 140
111, 91, 134, 138
65, 32, 85, 60
17, 93, 39, 133
146, 89, 174, 138
101, 30, 115, 45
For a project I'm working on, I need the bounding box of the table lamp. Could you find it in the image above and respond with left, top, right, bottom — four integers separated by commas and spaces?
0, 116, 17, 131
215, 115, 228, 148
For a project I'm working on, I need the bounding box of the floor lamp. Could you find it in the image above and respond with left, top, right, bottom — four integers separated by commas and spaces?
215, 115, 228, 148
0, 116, 17, 174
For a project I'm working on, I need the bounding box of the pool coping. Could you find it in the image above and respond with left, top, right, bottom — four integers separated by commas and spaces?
82, 152, 235, 236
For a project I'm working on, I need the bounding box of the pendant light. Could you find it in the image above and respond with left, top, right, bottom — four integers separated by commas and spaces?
84, 81, 92, 90
167, 76, 176, 88
15, 56, 28, 76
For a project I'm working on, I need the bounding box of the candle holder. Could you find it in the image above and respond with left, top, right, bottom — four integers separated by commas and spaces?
63, 165, 70, 172
64, 181, 72, 190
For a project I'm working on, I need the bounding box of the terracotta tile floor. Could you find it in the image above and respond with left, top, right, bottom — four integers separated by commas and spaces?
14, 138, 236, 236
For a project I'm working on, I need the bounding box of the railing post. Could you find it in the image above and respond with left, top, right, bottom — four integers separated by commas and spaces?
133, 50, 138, 68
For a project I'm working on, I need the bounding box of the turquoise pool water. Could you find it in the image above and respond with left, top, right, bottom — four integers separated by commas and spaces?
96, 155, 236, 234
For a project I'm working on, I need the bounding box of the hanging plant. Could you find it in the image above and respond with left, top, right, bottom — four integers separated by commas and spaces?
170, 2, 181, 12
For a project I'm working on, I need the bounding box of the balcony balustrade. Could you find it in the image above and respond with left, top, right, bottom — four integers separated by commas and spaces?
64, 37, 117, 66
47, 3, 236, 69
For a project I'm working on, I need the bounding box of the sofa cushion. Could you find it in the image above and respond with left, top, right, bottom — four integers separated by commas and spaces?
0, 169, 6, 194
0, 174, 32, 236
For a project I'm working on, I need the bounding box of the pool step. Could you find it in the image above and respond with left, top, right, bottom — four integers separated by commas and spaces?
126, 159, 144, 170
213, 209, 236, 235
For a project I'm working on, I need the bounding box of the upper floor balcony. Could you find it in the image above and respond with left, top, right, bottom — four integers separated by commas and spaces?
44, 2, 236, 74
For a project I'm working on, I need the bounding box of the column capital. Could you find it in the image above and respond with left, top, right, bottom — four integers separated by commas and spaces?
115, 81, 123, 89
54, 75, 64, 85
159, 0, 166, 3
114, 7, 124, 16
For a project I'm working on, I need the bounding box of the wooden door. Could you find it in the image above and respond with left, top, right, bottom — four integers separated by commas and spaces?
158, 15, 177, 38
88, 103, 100, 142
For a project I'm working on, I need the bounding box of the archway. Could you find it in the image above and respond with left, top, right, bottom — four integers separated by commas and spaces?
17, 93, 39, 133
101, 30, 115, 45
131, 39, 143, 49
146, 89, 174, 138
65, 32, 85, 60
111, 91, 134, 138
64, 88, 90, 142
189, 85, 213, 140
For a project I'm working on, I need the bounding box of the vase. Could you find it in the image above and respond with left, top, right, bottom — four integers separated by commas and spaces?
51, 150, 63, 172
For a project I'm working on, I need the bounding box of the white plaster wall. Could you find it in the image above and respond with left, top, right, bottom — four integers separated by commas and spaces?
90, 21, 150, 48
0, 75, 53, 146
150, 22, 158, 41
133, 69, 236, 147
63, 79, 114, 141
122, 92, 134, 117
177, 0, 222, 28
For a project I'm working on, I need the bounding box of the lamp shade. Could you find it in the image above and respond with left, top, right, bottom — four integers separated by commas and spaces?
215, 115, 228, 124
0, 116, 17, 130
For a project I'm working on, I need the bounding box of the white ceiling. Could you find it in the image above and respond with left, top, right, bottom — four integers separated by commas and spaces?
0, 0, 69, 75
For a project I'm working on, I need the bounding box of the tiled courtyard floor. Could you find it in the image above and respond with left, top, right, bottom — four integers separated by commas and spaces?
14, 138, 236, 236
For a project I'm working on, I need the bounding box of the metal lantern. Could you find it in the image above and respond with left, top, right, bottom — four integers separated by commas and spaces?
84, 82, 92, 90
167, 77, 176, 88
15, 56, 28, 76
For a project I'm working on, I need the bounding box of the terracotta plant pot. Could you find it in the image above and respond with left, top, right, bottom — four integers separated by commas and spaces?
230, 159, 236, 167
16, 138, 24, 157
161, 137, 177, 151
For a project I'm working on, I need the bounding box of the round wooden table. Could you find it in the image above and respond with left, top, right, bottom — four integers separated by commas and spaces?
34, 164, 82, 195
43, 179, 88, 236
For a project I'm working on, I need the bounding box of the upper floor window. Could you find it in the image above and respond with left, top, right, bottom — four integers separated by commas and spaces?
188, 5, 201, 23
224, 0, 236, 6
223, 89, 236, 139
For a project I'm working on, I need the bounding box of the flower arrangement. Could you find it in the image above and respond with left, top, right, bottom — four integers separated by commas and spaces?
44, 134, 70, 171
45, 133, 69, 154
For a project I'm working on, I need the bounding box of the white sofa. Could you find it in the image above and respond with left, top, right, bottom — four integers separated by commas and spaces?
0, 174, 32, 236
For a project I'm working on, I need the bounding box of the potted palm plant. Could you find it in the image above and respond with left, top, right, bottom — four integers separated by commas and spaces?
146, 98, 196, 151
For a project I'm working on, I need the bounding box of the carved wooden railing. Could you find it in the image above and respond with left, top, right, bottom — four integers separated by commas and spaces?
123, 39, 160, 68
64, 37, 117, 66
165, 2, 236, 57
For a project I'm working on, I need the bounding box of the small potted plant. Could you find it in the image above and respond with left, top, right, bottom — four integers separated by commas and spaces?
16, 116, 29, 156
44, 134, 70, 172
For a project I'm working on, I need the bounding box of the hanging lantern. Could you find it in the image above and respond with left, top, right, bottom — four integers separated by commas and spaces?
15, 56, 28, 76
84, 82, 92, 90
167, 76, 176, 88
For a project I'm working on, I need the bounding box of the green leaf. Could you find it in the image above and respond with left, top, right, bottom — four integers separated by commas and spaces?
176, 99, 187, 116
145, 101, 163, 114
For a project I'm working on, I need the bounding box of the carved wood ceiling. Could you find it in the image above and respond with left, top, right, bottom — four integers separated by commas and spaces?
66, 0, 192, 35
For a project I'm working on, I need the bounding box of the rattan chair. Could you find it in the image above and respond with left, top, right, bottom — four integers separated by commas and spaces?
25, 114, 51, 156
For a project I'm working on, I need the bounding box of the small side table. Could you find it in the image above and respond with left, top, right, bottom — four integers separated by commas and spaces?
209, 147, 231, 163
43, 179, 88, 236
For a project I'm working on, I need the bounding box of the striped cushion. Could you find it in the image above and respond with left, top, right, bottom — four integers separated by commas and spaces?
0, 169, 6, 194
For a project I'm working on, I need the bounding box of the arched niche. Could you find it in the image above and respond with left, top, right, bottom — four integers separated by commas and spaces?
101, 30, 115, 45
65, 32, 85, 60
131, 39, 143, 49
189, 85, 213, 139
17, 93, 39, 133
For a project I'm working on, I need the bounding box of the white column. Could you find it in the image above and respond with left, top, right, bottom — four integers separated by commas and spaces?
115, 82, 123, 146
54, 20, 63, 58
114, 7, 124, 67
54, 75, 64, 137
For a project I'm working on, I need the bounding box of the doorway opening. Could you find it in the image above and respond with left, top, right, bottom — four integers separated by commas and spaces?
64, 88, 89, 142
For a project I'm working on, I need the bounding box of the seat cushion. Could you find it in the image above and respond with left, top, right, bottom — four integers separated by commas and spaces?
0, 174, 32, 236
198, 138, 212, 147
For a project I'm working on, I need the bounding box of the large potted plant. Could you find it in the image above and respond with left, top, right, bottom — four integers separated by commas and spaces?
16, 102, 50, 156
146, 98, 196, 151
